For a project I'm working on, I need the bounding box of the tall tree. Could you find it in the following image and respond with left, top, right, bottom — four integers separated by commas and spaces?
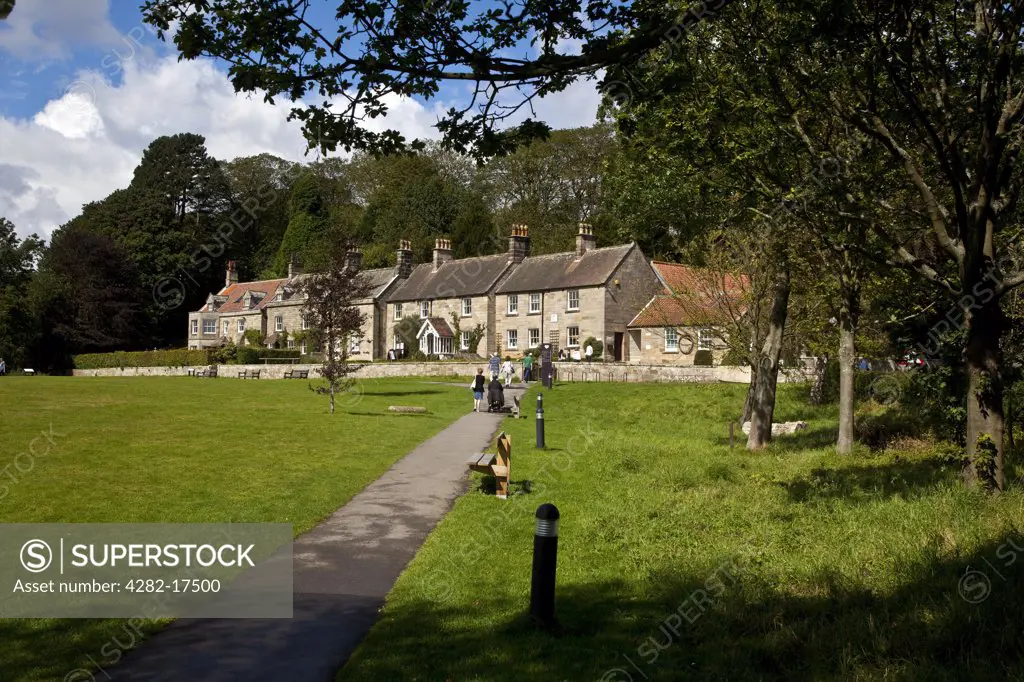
274, 172, 334, 276
0, 218, 43, 369
222, 153, 299, 277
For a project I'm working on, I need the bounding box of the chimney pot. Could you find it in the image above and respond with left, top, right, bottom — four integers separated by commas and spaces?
576, 223, 596, 257
433, 237, 454, 271
508, 224, 531, 264
396, 239, 414, 278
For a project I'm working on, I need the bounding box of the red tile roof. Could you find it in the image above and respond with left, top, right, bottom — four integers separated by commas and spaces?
629, 263, 749, 327
202, 278, 290, 314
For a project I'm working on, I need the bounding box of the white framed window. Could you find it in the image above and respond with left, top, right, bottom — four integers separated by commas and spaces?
462, 297, 472, 316
394, 303, 403, 320
665, 327, 678, 352
507, 329, 519, 349
275, 315, 283, 332
222, 320, 229, 336
394, 334, 404, 350
461, 331, 470, 350
698, 328, 713, 351
438, 337, 454, 354
202, 319, 216, 335
567, 289, 580, 311
287, 339, 295, 349
190, 319, 199, 335
300, 340, 307, 355
507, 294, 518, 315
529, 328, 540, 348
301, 314, 310, 330
349, 335, 361, 354
567, 326, 580, 347
420, 301, 431, 319
529, 293, 541, 314
237, 318, 246, 333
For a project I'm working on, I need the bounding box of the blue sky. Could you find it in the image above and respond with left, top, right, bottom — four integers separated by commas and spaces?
0, 0, 600, 241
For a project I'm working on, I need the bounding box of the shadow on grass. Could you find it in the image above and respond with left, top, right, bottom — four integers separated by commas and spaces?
340, 534, 1024, 681
361, 390, 449, 397
781, 455, 956, 503
473, 476, 533, 496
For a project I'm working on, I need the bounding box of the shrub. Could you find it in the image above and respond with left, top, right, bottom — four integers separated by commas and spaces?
693, 349, 714, 366
581, 337, 603, 360
720, 348, 747, 366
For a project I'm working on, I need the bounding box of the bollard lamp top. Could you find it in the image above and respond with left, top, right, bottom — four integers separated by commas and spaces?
535, 503, 559, 520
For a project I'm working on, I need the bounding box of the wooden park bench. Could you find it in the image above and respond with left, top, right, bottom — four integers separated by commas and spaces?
238, 369, 261, 380
196, 365, 218, 378
466, 432, 511, 499
283, 368, 309, 379
512, 394, 522, 419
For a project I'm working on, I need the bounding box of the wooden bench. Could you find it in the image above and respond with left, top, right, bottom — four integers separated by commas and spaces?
196, 365, 218, 378
466, 432, 511, 499
238, 369, 261, 380
283, 369, 309, 379
512, 395, 522, 419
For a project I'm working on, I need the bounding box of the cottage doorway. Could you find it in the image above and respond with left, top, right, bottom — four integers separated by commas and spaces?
426, 333, 434, 355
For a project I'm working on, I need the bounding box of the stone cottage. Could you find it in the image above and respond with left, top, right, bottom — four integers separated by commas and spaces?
627, 262, 748, 365
187, 244, 412, 357
493, 224, 662, 361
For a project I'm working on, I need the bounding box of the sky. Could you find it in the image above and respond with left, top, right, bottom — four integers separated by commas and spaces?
0, 0, 601, 241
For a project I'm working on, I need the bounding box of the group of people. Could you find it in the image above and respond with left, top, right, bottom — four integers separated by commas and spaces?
471, 352, 538, 412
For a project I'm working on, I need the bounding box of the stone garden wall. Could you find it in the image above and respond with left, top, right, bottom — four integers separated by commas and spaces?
73, 361, 814, 383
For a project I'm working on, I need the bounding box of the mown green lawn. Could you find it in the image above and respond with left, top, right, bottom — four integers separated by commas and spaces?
0, 375, 469, 682
340, 382, 1024, 681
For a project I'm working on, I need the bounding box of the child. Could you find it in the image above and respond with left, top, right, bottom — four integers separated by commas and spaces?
471, 368, 486, 412
500, 356, 514, 387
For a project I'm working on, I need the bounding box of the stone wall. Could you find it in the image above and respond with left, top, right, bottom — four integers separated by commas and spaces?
73, 361, 813, 384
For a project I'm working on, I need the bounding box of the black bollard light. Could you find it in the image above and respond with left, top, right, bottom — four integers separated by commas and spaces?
536, 393, 545, 449
530, 503, 560, 627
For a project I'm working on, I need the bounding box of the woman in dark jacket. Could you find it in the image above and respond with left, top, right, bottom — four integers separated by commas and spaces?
472, 368, 486, 412
487, 374, 505, 412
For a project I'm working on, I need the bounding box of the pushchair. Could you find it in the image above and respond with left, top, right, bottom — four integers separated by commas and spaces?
487, 381, 505, 413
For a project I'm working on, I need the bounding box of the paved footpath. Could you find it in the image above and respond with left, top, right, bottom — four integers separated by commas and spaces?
110, 393, 521, 682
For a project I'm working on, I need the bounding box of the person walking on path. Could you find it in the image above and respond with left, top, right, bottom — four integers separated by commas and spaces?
471, 368, 486, 412
522, 353, 533, 383
0, 358, 6, 376
488, 352, 500, 377
500, 357, 514, 387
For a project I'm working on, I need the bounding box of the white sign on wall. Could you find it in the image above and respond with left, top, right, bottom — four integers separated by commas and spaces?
550, 314, 558, 323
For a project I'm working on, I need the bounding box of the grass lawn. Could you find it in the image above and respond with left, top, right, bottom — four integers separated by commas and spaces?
0, 375, 469, 682
339, 382, 1024, 681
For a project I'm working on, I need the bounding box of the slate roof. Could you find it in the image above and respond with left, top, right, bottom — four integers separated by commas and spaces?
207, 279, 289, 314
495, 244, 635, 294
629, 262, 750, 327
387, 254, 513, 302
419, 317, 454, 338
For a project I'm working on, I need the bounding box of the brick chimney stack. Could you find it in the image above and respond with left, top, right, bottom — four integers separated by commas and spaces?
396, 239, 414, 278
432, 238, 453, 271
226, 260, 239, 287
508, 224, 530, 263
576, 223, 596, 257
345, 248, 363, 273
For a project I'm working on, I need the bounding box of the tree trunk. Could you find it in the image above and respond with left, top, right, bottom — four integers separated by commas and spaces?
836, 278, 860, 454
747, 267, 791, 450
808, 354, 828, 405
837, 323, 856, 454
742, 366, 758, 423
963, 301, 1005, 491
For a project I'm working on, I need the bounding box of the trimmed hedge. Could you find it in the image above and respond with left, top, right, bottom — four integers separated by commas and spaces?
73, 347, 303, 369
73, 349, 212, 369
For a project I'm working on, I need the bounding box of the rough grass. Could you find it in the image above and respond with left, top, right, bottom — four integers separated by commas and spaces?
339, 382, 1024, 681
0, 375, 470, 682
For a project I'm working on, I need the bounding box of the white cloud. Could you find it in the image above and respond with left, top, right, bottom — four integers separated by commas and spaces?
0, 0, 123, 61
0, 55, 445, 241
